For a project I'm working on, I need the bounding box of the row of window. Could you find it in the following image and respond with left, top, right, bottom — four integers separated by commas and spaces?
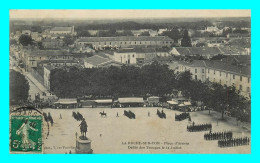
79, 41, 172, 46
209, 77, 250, 93
29, 56, 72, 60
193, 68, 250, 83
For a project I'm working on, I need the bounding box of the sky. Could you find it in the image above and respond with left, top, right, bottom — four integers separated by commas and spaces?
10, 10, 251, 19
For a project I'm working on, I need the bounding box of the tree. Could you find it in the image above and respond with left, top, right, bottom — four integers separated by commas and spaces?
63, 35, 75, 46
161, 28, 182, 43
181, 29, 192, 47
19, 34, 33, 46
10, 70, 30, 105
139, 31, 150, 36
77, 30, 91, 37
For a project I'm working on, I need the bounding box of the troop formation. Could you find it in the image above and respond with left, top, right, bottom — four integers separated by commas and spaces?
157, 109, 166, 119
175, 112, 190, 121
218, 137, 250, 147
124, 110, 136, 119
72, 111, 83, 121
43, 112, 54, 126
204, 131, 233, 140
187, 123, 212, 132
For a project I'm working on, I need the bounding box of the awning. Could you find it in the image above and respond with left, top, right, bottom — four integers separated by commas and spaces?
118, 97, 144, 103
184, 101, 192, 106
95, 99, 113, 103
178, 104, 186, 107
54, 98, 77, 104
167, 101, 178, 105
148, 96, 161, 102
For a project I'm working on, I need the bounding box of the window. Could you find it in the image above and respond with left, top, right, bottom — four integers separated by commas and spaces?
202, 69, 204, 73
104, 42, 106, 45
195, 69, 197, 73
110, 42, 111, 45
239, 85, 243, 91
233, 75, 235, 79
132, 54, 135, 57
135, 42, 136, 44
226, 73, 228, 77
247, 87, 250, 92
195, 75, 197, 80
214, 70, 215, 74
240, 76, 243, 81
248, 77, 250, 83
220, 72, 221, 77
208, 69, 210, 73
140, 41, 141, 44
125, 42, 127, 44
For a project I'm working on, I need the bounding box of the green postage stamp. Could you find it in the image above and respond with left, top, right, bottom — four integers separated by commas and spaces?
10, 115, 43, 153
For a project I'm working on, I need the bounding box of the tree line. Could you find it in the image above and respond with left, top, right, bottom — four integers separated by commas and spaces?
49, 62, 250, 122
10, 70, 30, 105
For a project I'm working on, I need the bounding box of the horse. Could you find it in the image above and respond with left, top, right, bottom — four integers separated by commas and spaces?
99, 112, 107, 117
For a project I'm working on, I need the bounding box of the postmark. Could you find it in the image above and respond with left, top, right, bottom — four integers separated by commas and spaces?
10, 115, 43, 153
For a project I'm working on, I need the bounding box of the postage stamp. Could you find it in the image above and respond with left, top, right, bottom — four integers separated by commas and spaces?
10, 115, 43, 153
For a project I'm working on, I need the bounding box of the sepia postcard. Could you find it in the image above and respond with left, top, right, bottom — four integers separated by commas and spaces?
9, 9, 251, 154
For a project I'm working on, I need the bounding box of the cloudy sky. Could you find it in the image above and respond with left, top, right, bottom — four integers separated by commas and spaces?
10, 10, 250, 19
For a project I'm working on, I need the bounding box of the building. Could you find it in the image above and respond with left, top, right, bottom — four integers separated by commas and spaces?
84, 55, 122, 68
113, 48, 170, 65
175, 60, 251, 98
191, 37, 228, 47
113, 48, 157, 64
39, 60, 79, 67
205, 61, 251, 98
170, 47, 222, 59
54, 98, 78, 109
42, 39, 64, 49
50, 26, 75, 35
22, 49, 74, 72
170, 47, 249, 59
75, 36, 173, 50
177, 60, 208, 81
118, 97, 144, 107
44, 65, 52, 90
31, 32, 42, 42
71, 47, 95, 54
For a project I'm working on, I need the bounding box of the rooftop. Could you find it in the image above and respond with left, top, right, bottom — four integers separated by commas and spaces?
26, 50, 72, 56
116, 47, 170, 53
85, 55, 112, 66
173, 46, 248, 56
54, 98, 77, 104
118, 97, 144, 103
50, 27, 73, 32
174, 47, 222, 56
179, 60, 250, 76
